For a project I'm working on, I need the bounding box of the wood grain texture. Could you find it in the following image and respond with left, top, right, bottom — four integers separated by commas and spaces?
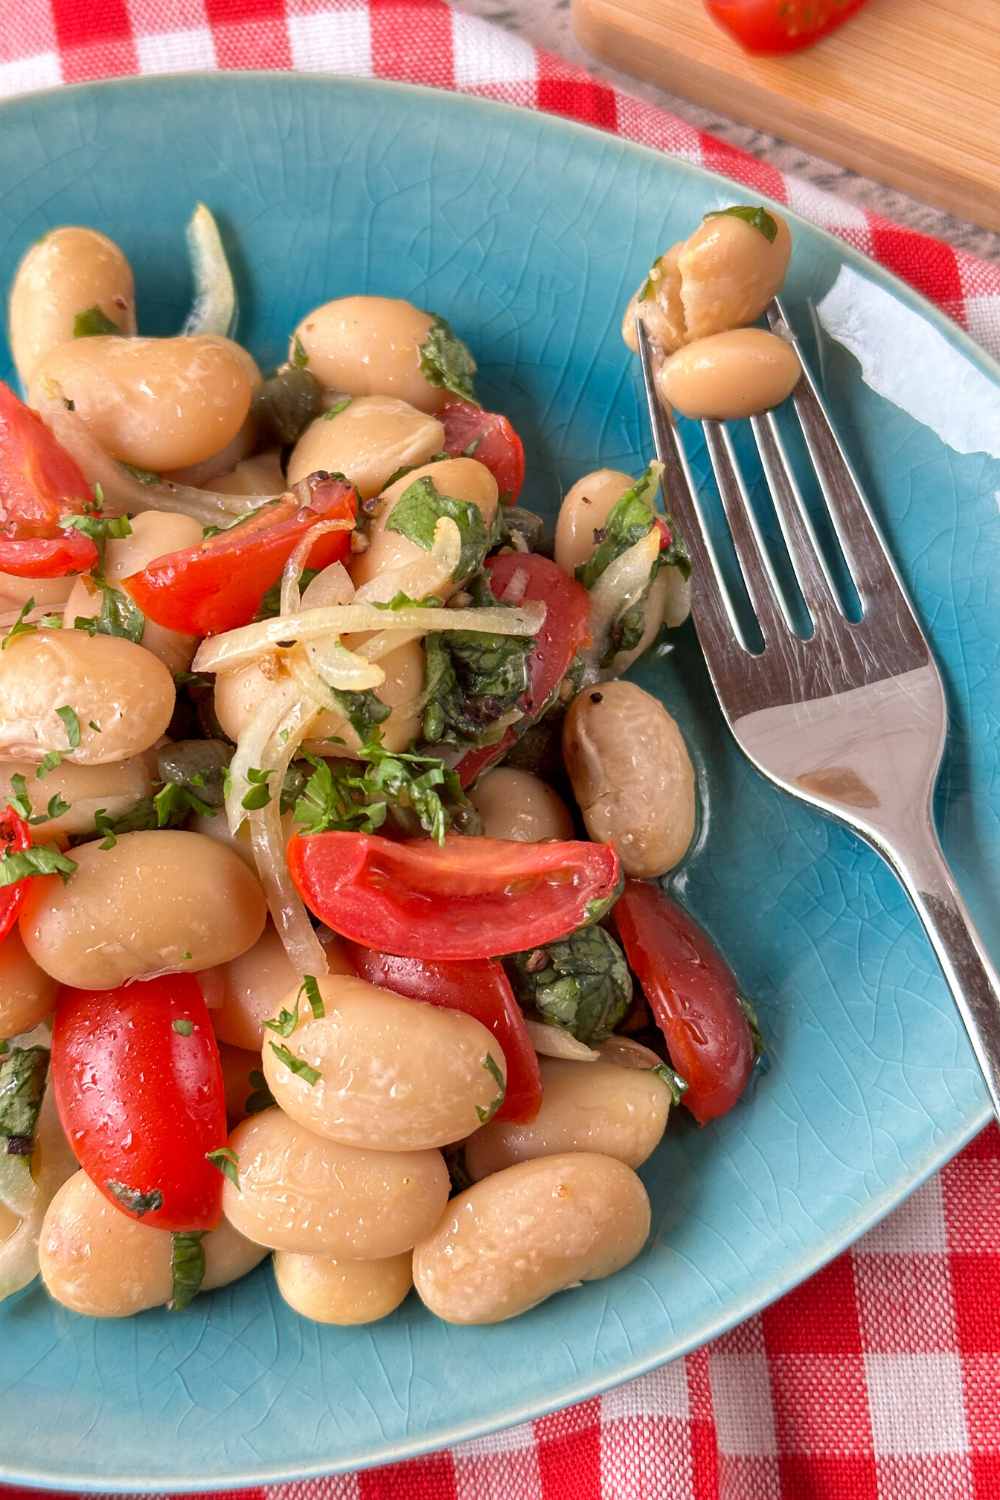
572, 0, 1000, 231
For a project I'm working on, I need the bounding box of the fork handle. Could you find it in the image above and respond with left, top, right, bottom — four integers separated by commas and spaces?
886, 828, 1000, 1122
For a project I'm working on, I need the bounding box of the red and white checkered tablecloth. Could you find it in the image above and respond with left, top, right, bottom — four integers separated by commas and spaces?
2, 4, 1000, 1498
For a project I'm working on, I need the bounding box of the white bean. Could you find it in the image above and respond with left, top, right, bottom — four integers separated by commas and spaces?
288, 396, 444, 499
469, 768, 574, 843
273, 1249, 412, 1325
0, 749, 157, 841
656, 328, 801, 421
291, 296, 448, 413
9, 226, 136, 386
212, 922, 355, 1051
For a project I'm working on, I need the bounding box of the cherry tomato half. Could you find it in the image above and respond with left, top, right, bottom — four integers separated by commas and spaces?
52, 973, 227, 1231
614, 880, 754, 1124
124, 474, 358, 636
288, 832, 622, 962
440, 400, 526, 504
0, 382, 98, 577
348, 946, 542, 1122
0, 807, 33, 943
457, 552, 592, 786
704, 0, 868, 55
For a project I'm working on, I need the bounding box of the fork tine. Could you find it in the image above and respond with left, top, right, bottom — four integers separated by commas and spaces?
768, 296, 918, 620
636, 320, 749, 652
701, 419, 794, 642
749, 409, 845, 629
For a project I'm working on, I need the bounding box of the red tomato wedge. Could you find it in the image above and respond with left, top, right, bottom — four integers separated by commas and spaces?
124, 475, 358, 636
0, 807, 33, 943
704, 0, 868, 54
0, 382, 98, 577
440, 400, 525, 504
288, 833, 622, 961
614, 881, 754, 1125
457, 551, 592, 786
52, 973, 227, 1231
348, 946, 542, 1121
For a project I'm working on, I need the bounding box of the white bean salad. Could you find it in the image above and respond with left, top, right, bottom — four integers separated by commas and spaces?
0, 202, 788, 1325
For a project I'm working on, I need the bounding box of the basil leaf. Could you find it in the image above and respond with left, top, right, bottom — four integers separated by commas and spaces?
386, 476, 489, 582
205, 1146, 240, 1188
738, 995, 767, 1064
703, 204, 778, 243
0, 845, 76, 887
475, 1053, 506, 1125
418, 315, 477, 404
120, 462, 161, 486
56, 706, 81, 748
300, 975, 324, 1020
422, 629, 531, 748
76, 579, 146, 643
323, 396, 352, 419
169, 1230, 206, 1311
106, 1180, 164, 1216
73, 305, 121, 337
506, 927, 633, 1046
576, 464, 661, 591
331, 687, 392, 744
0, 1045, 49, 1153
373, 591, 444, 611
2, 599, 38, 651
268, 1041, 321, 1086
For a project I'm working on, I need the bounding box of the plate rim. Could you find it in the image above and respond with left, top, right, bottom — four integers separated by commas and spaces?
0, 69, 994, 1492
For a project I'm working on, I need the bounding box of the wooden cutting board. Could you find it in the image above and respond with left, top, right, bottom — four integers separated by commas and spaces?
571, 0, 1000, 232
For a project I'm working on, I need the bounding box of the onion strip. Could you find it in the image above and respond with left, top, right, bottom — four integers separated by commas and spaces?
193, 600, 546, 675
354, 516, 462, 606
580, 526, 661, 683
280, 521, 355, 617
524, 1020, 598, 1062
248, 693, 330, 977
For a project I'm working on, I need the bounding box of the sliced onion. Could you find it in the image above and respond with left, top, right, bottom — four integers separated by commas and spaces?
354, 516, 463, 607
597, 1036, 665, 1071
305, 637, 385, 694
37, 392, 281, 526
496, 564, 529, 605
301, 562, 355, 610
581, 526, 661, 683
181, 203, 238, 338
193, 600, 545, 676
281, 520, 356, 617
662, 564, 692, 629
225, 676, 302, 836
524, 1020, 598, 1062
248, 693, 329, 977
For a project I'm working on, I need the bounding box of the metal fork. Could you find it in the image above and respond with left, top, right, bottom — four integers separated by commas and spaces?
636, 302, 1000, 1120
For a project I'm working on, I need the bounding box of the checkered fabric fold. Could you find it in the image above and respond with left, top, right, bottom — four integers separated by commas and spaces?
1, 4, 998, 1497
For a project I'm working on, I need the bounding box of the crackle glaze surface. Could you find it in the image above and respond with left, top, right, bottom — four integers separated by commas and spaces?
0, 74, 997, 1491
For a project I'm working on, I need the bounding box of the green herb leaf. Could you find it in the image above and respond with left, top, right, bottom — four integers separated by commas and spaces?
300, 975, 325, 1020
421, 627, 531, 749
106, 1180, 164, 1217
55, 706, 81, 749
60, 512, 132, 544
264, 998, 301, 1039
418, 315, 477, 403
652, 1063, 689, 1107
205, 1145, 240, 1189
120, 462, 161, 486
0, 845, 77, 887
152, 781, 214, 827
386, 475, 489, 583
36, 751, 63, 779
323, 396, 352, 419
172, 1019, 194, 1037
373, 591, 444, 611
75, 579, 146, 643
241, 767, 272, 811
331, 687, 391, 744
703, 204, 778, 243
73, 305, 121, 337
291, 334, 309, 368
738, 995, 767, 1065
169, 1230, 206, 1311
475, 1052, 506, 1125
268, 1041, 321, 1086
2, 598, 38, 651
157, 740, 231, 810
0, 1045, 49, 1154
292, 741, 473, 847
506, 927, 633, 1046
7, 773, 33, 821
245, 1069, 276, 1115
576, 464, 662, 591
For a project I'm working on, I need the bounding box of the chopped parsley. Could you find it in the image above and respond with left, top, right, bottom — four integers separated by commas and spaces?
475, 1053, 506, 1125
0, 845, 77, 887
2, 599, 39, 651
205, 1146, 240, 1189
120, 462, 160, 486
418, 315, 477, 403
268, 1041, 321, 1086
35, 751, 63, 779
55, 706, 81, 749
292, 737, 473, 846
703, 204, 778, 242
106, 1180, 164, 1217
172, 1019, 194, 1037
72, 580, 145, 643
73, 305, 121, 337
323, 396, 352, 419
169, 1231, 206, 1311
8, 774, 70, 825
300, 975, 325, 1020
241, 767, 272, 812
291, 333, 309, 368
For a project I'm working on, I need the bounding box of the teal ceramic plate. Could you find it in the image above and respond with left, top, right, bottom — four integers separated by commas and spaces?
1, 74, 997, 1493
